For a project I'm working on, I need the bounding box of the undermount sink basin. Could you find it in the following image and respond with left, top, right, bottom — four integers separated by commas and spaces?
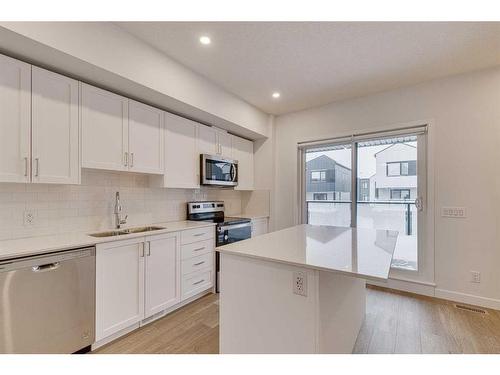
89, 226, 165, 238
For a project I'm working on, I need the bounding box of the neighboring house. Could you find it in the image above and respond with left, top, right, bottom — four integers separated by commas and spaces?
306, 143, 417, 202
372, 143, 417, 201
306, 155, 351, 201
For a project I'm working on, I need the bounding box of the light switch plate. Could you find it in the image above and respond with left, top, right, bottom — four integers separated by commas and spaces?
442, 207, 466, 218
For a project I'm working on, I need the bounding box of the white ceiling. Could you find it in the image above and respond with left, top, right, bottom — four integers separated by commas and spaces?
116, 22, 500, 115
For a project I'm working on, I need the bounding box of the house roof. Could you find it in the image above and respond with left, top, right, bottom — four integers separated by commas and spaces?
373, 142, 416, 157
306, 154, 351, 171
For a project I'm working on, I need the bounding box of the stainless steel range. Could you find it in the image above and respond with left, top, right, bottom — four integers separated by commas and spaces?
187, 201, 251, 292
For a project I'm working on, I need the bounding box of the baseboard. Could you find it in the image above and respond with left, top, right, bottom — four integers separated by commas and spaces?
435, 288, 500, 310
367, 278, 436, 297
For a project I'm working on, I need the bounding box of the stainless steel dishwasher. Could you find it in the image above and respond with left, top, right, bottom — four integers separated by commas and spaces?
0, 247, 95, 354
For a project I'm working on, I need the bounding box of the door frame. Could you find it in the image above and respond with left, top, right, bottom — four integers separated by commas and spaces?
298, 121, 435, 286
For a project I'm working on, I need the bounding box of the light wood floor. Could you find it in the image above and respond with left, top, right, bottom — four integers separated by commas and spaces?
94, 287, 500, 354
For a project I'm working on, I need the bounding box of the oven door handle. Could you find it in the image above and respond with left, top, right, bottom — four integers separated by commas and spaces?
218, 222, 252, 232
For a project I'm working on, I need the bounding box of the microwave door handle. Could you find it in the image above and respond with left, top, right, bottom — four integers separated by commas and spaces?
230, 164, 236, 182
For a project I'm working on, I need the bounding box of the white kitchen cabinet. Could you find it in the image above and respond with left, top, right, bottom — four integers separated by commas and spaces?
31, 67, 80, 184
251, 218, 269, 237
0, 54, 31, 183
81, 83, 129, 172
95, 238, 145, 341
128, 100, 164, 174
232, 135, 254, 190
144, 232, 181, 318
164, 112, 200, 188
198, 125, 232, 158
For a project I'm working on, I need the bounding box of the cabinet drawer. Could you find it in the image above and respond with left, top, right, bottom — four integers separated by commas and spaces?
182, 270, 213, 300
181, 239, 214, 260
181, 226, 214, 245
181, 252, 213, 276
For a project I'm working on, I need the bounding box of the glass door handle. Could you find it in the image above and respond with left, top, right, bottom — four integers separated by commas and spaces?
415, 197, 423, 211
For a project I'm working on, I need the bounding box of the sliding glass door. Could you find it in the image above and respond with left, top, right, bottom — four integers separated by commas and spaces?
301, 127, 427, 275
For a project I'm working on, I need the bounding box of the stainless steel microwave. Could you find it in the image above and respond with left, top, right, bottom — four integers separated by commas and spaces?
200, 154, 238, 187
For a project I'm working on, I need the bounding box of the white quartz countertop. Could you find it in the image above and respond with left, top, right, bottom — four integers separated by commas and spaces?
217, 224, 398, 281
0, 220, 215, 261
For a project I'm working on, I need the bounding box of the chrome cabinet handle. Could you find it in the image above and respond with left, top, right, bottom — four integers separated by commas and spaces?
193, 261, 205, 266
193, 233, 205, 237
193, 247, 205, 252
139, 243, 145, 257
130, 153, 134, 168
124, 152, 128, 167
147, 242, 151, 256
193, 279, 205, 285
23, 157, 28, 177
34, 158, 39, 177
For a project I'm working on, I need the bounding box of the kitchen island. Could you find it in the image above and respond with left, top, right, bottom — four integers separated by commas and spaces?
217, 224, 398, 353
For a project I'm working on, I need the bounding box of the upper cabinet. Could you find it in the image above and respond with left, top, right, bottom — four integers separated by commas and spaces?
0, 54, 31, 183
0, 54, 80, 185
31, 67, 80, 184
232, 135, 254, 191
81, 83, 129, 172
164, 112, 200, 189
128, 100, 164, 174
198, 125, 232, 158
81, 84, 164, 174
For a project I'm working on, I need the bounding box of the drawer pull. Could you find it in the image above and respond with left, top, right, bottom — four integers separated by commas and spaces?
193, 247, 205, 252
193, 233, 205, 237
193, 279, 205, 286
193, 261, 205, 266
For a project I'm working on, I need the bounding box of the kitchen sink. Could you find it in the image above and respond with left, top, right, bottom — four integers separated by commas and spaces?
89, 226, 165, 238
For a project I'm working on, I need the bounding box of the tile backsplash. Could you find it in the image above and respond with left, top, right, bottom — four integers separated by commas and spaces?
0, 169, 242, 240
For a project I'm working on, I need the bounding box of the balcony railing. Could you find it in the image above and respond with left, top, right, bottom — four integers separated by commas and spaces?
306, 200, 416, 236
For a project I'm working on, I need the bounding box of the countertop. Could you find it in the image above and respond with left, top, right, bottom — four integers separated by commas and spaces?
0, 220, 216, 261
217, 224, 398, 281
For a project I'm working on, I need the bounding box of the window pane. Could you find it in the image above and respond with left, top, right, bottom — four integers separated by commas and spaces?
387, 162, 400, 176
306, 144, 351, 226
357, 136, 418, 271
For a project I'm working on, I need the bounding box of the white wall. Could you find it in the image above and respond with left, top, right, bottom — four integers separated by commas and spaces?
271, 66, 500, 308
0, 22, 270, 139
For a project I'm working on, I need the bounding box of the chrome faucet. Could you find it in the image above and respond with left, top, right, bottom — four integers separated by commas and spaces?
114, 192, 128, 229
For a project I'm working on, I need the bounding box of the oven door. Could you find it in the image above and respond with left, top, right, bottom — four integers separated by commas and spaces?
201, 154, 238, 187
217, 222, 252, 246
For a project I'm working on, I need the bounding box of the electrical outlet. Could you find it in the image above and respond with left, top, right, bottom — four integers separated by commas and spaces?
24, 210, 35, 226
293, 271, 307, 297
471, 271, 481, 283
442, 207, 467, 218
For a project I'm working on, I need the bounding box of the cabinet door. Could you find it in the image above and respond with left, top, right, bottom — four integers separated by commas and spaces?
164, 112, 200, 188
144, 232, 181, 318
81, 83, 128, 171
31, 67, 80, 184
95, 238, 145, 341
198, 125, 218, 155
217, 131, 233, 158
128, 100, 164, 174
0, 54, 31, 183
232, 135, 254, 190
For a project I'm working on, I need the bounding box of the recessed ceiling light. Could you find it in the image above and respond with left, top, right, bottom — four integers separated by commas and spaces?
199, 36, 211, 45
272, 92, 281, 98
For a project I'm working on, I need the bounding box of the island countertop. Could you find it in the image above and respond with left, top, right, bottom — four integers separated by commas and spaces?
217, 224, 398, 281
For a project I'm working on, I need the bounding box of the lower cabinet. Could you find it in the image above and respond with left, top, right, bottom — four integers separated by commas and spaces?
251, 218, 269, 237
144, 232, 181, 318
95, 237, 145, 342
95, 228, 215, 346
